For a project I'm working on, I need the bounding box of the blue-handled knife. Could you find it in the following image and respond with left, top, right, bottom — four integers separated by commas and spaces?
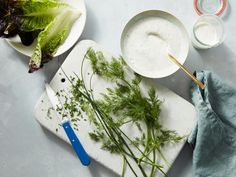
45, 83, 91, 166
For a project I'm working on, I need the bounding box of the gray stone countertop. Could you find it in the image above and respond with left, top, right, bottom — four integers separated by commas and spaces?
1, 0, 236, 177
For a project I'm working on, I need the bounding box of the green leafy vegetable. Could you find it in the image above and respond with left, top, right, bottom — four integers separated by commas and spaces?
17, 0, 67, 31
57, 48, 183, 177
0, 0, 80, 72
29, 8, 80, 72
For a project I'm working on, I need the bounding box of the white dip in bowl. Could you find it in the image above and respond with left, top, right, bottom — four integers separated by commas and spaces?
121, 10, 189, 78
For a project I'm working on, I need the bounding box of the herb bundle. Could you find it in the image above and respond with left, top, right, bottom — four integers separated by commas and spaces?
59, 48, 183, 177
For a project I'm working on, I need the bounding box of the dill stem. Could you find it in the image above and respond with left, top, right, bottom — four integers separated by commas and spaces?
138, 126, 151, 164
121, 156, 127, 177
123, 156, 139, 177
150, 128, 156, 177
157, 147, 170, 168
118, 128, 156, 164
149, 150, 156, 177
140, 159, 166, 176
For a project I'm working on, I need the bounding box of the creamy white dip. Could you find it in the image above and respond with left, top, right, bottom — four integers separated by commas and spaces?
194, 22, 219, 46
121, 12, 189, 78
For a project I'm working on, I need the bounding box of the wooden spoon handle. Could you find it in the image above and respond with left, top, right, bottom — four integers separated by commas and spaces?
168, 53, 205, 90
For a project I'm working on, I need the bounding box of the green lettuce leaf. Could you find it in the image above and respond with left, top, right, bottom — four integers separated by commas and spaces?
28, 8, 81, 72
16, 0, 68, 31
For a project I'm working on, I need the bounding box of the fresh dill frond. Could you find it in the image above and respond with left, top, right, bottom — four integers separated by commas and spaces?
86, 48, 125, 81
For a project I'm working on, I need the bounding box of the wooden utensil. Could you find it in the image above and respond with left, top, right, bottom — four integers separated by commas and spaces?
168, 53, 205, 90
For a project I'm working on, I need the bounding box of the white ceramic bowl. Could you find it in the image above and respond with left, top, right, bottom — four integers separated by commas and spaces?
121, 10, 189, 78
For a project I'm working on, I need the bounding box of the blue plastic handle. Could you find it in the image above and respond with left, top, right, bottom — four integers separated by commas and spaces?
62, 120, 91, 166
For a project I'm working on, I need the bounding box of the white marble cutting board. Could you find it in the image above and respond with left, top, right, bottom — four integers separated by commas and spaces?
34, 40, 196, 176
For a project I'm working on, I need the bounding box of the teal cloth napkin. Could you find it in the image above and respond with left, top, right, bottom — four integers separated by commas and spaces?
188, 71, 236, 177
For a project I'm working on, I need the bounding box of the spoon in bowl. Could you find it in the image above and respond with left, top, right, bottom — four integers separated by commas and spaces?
148, 32, 205, 89
167, 52, 205, 89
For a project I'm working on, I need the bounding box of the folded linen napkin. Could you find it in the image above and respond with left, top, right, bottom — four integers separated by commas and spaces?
188, 71, 236, 177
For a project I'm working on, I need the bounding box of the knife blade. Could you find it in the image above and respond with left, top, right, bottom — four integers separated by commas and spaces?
45, 83, 91, 166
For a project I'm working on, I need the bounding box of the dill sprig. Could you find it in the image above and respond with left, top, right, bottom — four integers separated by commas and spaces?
59, 48, 183, 177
